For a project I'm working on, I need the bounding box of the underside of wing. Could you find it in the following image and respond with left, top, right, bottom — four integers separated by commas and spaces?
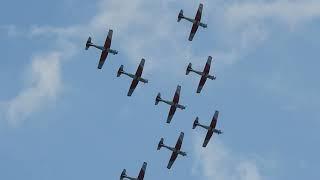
175, 132, 184, 150
173, 85, 181, 103
203, 130, 213, 147
195, 3, 203, 21
135, 58, 145, 77
167, 153, 178, 169
210, 111, 219, 129
127, 79, 139, 96
203, 56, 212, 74
98, 51, 109, 69
197, 76, 207, 93
189, 24, 199, 41
167, 106, 177, 123
104, 29, 113, 49
137, 162, 147, 180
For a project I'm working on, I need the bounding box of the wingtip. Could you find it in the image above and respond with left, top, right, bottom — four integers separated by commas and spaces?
166, 115, 173, 124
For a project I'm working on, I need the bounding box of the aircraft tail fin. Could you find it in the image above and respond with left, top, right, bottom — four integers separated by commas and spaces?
178, 9, 184, 22
157, 138, 164, 150
186, 63, 192, 75
155, 93, 161, 105
193, 117, 199, 129
120, 169, 127, 180
85, 37, 92, 50
117, 65, 124, 77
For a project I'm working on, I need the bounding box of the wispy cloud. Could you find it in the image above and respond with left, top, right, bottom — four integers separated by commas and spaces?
2, 52, 63, 126
205, 0, 320, 64
223, 0, 320, 28
2, 0, 320, 125
192, 136, 266, 180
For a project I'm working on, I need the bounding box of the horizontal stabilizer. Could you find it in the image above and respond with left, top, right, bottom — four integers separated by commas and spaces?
85, 37, 92, 50
178, 9, 184, 22
186, 63, 192, 75
157, 138, 164, 150
117, 65, 124, 77
193, 117, 199, 129
120, 169, 126, 180
155, 93, 161, 105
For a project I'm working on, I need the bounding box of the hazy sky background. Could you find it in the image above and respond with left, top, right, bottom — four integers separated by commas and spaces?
1, 0, 320, 180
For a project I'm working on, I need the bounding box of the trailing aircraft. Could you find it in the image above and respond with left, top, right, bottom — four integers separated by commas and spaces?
193, 111, 223, 147
155, 85, 186, 124
177, 3, 207, 41
186, 56, 216, 93
85, 29, 118, 69
120, 162, 147, 180
117, 58, 148, 96
157, 132, 187, 169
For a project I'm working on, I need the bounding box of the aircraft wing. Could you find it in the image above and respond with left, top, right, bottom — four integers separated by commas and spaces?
175, 132, 184, 150
97, 30, 113, 69
188, 4, 203, 41
202, 111, 219, 147
195, 3, 203, 22
135, 58, 145, 78
173, 85, 181, 103
188, 24, 199, 41
202, 130, 213, 147
203, 56, 212, 75
197, 56, 212, 93
167, 152, 178, 169
127, 79, 139, 96
98, 51, 109, 69
197, 76, 207, 93
210, 111, 219, 129
137, 162, 147, 180
167, 106, 177, 123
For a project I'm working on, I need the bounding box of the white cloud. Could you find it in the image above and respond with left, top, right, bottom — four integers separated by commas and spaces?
224, 0, 320, 28
3, 0, 320, 125
2, 52, 63, 126
204, 0, 320, 64
192, 136, 264, 180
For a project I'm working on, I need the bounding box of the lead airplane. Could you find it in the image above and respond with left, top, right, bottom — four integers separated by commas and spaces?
186, 56, 216, 93
117, 58, 148, 96
157, 132, 187, 169
193, 111, 223, 147
177, 3, 207, 41
120, 162, 147, 180
85, 29, 118, 69
155, 85, 186, 124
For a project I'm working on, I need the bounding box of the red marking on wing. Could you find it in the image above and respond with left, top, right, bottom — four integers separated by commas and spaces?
197, 76, 207, 93
210, 111, 219, 129
173, 85, 181, 103
103, 30, 113, 49
135, 59, 145, 78
128, 79, 139, 96
195, 3, 203, 22
175, 132, 184, 150
97, 30, 113, 69
98, 51, 108, 69
202, 56, 212, 75
189, 24, 199, 41
137, 162, 147, 180
203, 130, 214, 147
167, 153, 178, 169
167, 106, 177, 123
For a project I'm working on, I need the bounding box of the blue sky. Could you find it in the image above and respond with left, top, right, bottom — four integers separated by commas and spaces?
1, 0, 320, 179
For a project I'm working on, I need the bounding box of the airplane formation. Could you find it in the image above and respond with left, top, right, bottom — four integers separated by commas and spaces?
85, 3, 222, 179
